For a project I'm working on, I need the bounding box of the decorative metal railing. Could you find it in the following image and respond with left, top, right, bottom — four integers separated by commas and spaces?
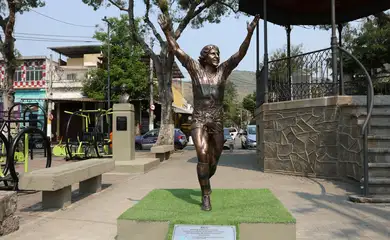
266, 48, 336, 102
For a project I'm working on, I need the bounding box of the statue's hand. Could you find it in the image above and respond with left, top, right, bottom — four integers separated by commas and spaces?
247, 14, 260, 33
158, 14, 171, 32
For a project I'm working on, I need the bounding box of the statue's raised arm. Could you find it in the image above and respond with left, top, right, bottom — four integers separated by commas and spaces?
221, 15, 261, 78
158, 14, 191, 66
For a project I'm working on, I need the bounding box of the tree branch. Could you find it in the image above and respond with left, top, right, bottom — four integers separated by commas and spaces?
144, 0, 165, 46
108, 0, 128, 11
216, 0, 239, 14
174, 0, 216, 39
127, 0, 157, 62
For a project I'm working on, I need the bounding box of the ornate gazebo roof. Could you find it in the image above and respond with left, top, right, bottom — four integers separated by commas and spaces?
239, 0, 390, 25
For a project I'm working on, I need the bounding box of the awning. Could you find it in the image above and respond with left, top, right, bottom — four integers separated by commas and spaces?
173, 104, 193, 114
239, 0, 390, 25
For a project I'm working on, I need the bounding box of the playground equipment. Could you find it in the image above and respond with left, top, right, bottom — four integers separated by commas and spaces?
62, 108, 112, 161
0, 103, 51, 190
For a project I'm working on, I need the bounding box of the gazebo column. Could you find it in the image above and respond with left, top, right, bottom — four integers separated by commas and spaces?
263, 0, 269, 103
286, 25, 292, 100
256, 20, 261, 107
330, 0, 339, 95
338, 24, 345, 95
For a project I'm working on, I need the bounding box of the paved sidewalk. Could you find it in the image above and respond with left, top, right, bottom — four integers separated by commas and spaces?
4, 149, 390, 240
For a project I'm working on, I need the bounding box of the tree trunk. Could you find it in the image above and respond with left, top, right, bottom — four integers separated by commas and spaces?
2, 0, 16, 113
155, 49, 175, 146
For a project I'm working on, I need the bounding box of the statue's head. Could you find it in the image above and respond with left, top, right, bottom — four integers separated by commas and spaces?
199, 44, 220, 68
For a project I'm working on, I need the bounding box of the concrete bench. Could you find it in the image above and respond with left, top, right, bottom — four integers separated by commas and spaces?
151, 145, 174, 161
19, 158, 115, 209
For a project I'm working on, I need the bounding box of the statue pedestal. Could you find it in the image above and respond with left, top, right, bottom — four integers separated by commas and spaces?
116, 189, 296, 240
112, 103, 159, 173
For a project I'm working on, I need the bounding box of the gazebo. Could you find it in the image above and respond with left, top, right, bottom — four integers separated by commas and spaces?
239, 0, 390, 201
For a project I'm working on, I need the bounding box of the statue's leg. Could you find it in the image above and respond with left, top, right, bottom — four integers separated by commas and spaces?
209, 129, 224, 179
191, 125, 212, 211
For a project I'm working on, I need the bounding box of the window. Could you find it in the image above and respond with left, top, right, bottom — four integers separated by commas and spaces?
26, 66, 43, 81
66, 73, 77, 80
247, 126, 256, 135
14, 64, 43, 82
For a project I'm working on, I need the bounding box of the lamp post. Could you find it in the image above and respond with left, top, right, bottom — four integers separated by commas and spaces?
102, 16, 111, 137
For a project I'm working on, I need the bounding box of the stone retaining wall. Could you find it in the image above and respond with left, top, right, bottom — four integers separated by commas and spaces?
0, 191, 19, 236
256, 96, 365, 181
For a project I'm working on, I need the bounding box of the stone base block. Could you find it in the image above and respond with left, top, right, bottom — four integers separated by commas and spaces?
0, 191, 19, 236
349, 194, 390, 203
42, 186, 72, 209
115, 158, 160, 173
117, 220, 296, 240
240, 223, 296, 240
155, 152, 170, 162
117, 220, 169, 240
79, 175, 102, 194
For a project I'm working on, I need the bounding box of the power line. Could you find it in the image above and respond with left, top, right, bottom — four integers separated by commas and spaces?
1, 34, 100, 43
30, 9, 96, 28
15, 32, 95, 39
14, 38, 99, 43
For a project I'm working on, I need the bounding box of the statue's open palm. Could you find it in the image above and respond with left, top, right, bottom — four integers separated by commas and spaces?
247, 15, 261, 33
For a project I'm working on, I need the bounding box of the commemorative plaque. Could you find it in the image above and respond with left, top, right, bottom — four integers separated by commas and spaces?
172, 224, 236, 240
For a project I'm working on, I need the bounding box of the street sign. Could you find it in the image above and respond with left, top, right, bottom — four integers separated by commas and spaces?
150, 104, 155, 111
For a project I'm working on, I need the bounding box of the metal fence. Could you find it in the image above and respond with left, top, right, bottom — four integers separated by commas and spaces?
266, 48, 336, 102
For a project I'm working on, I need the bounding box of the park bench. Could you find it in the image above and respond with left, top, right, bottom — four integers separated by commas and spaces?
151, 145, 174, 161
18, 158, 114, 209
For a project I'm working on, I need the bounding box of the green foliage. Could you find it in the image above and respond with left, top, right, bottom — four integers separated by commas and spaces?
268, 44, 305, 81
341, 12, 390, 94
223, 80, 240, 126
82, 15, 149, 101
242, 92, 256, 116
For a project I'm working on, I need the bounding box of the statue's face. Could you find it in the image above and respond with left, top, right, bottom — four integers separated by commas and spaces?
205, 48, 220, 67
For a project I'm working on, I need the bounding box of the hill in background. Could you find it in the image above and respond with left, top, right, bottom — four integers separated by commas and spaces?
174, 70, 256, 105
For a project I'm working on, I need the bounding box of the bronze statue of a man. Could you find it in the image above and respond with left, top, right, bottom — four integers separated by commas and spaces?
159, 14, 260, 211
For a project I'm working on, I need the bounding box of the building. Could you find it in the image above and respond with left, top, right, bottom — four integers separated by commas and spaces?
0, 55, 49, 119
47, 45, 105, 141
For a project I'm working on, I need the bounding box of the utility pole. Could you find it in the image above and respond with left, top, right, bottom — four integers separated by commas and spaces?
149, 37, 154, 131
103, 16, 111, 135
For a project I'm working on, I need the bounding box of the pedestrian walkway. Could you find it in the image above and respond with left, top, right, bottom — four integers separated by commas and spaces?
4, 149, 390, 240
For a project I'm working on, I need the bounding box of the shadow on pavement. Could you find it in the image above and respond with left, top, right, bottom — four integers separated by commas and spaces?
292, 179, 390, 239
187, 150, 261, 171
19, 183, 112, 213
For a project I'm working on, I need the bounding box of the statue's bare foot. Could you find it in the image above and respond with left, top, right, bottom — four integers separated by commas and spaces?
201, 194, 212, 211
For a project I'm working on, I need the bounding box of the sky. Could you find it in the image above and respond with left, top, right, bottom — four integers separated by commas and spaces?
13, 0, 335, 80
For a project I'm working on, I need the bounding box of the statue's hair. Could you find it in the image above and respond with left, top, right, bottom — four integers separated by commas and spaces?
198, 44, 220, 66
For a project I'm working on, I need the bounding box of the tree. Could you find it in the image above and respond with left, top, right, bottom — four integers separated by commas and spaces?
83, 15, 149, 101
82, 0, 239, 145
242, 92, 255, 116
223, 80, 240, 126
0, 0, 45, 111
341, 12, 390, 94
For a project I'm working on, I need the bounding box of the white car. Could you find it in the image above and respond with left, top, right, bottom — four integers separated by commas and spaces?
229, 127, 238, 140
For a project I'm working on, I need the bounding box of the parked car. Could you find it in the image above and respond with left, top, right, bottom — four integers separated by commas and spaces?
135, 128, 188, 150
223, 128, 234, 150
242, 125, 257, 149
229, 127, 238, 140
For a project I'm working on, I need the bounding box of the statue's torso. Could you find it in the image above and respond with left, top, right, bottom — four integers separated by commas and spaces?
185, 59, 227, 123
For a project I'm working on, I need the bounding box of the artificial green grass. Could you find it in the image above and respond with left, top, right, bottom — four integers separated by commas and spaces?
119, 189, 295, 239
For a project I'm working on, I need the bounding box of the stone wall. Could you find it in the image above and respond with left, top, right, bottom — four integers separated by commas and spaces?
256, 96, 363, 180
0, 191, 19, 236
